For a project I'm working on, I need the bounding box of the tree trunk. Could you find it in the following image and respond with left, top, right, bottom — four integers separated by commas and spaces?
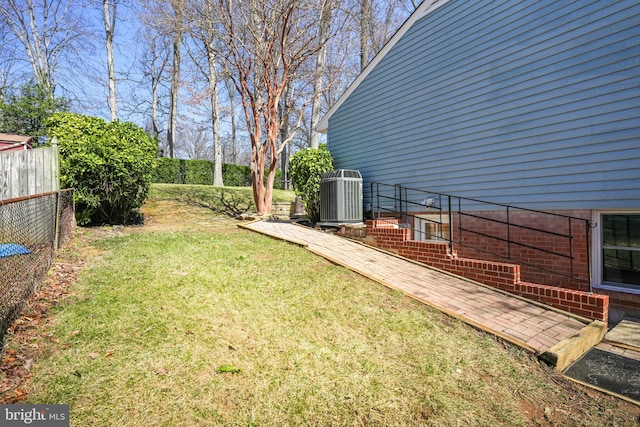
360, 0, 372, 71
310, 0, 334, 149
250, 131, 266, 215
279, 83, 292, 189
167, 29, 181, 158
227, 75, 237, 164
264, 156, 278, 215
197, 0, 223, 185
103, 0, 118, 122
151, 64, 160, 142
206, 41, 223, 186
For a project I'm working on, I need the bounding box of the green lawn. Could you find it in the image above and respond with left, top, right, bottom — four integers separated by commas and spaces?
17, 184, 640, 425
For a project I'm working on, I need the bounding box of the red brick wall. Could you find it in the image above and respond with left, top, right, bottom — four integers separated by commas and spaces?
448, 210, 592, 291
599, 289, 640, 319
366, 219, 608, 323
516, 282, 607, 321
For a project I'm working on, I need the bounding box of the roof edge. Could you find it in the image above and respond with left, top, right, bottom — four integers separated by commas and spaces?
315, 0, 449, 134
0, 133, 33, 143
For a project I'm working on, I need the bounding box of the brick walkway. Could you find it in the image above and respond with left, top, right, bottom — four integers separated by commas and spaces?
241, 220, 589, 355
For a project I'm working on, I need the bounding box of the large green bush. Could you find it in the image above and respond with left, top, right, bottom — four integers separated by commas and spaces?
288, 144, 334, 223
46, 112, 157, 225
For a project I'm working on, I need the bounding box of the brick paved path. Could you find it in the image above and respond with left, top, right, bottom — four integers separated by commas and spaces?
242, 220, 589, 355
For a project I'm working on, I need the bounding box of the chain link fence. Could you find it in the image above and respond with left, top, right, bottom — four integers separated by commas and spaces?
0, 189, 74, 341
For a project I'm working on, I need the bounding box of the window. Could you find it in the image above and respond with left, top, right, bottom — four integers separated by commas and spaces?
414, 215, 449, 242
602, 214, 640, 286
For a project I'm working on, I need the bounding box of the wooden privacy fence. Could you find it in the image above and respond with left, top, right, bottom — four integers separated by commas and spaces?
0, 142, 60, 201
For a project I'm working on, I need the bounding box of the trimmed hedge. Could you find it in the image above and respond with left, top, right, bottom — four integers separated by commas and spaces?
186, 160, 215, 185
222, 163, 252, 187
154, 158, 183, 184
154, 158, 282, 188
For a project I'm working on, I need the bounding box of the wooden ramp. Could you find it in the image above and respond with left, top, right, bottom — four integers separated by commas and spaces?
241, 220, 596, 359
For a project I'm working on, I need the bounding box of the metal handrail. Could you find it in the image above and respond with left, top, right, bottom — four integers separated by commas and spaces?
370, 182, 595, 288
0, 188, 74, 206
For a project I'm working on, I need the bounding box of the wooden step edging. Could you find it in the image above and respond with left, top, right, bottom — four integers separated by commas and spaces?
539, 321, 607, 371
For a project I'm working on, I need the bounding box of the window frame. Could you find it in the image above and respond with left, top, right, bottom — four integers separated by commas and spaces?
592, 210, 640, 294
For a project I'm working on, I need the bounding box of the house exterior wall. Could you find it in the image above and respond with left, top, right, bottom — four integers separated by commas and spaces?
327, 0, 640, 212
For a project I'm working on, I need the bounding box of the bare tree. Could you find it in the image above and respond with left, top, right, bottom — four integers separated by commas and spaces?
135, 7, 172, 145
137, 0, 185, 157
166, 0, 185, 158
310, 0, 337, 149
103, 0, 118, 121
223, 74, 238, 164
369, 0, 418, 56
147, 36, 171, 144
0, 0, 84, 98
303, 0, 418, 132
279, 82, 293, 188
0, 26, 18, 102
217, 0, 330, 215
185, 0, 224, 185
362, 0, 420, 69
175, 121, 212, 159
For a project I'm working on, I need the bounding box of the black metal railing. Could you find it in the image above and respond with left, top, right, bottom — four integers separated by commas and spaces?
370, 182, 596, 289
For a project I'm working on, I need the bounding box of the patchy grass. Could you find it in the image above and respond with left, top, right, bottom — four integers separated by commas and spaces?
14, 185, 640, 426
149, 182, 296, 203
140, 184, 295, 233
149, 183, 295, 217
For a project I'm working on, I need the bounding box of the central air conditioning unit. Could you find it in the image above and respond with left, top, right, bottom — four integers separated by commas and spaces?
319, 169, 363, 224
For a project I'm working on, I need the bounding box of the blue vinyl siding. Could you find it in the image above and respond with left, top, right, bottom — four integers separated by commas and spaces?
327, 0, 640, 211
